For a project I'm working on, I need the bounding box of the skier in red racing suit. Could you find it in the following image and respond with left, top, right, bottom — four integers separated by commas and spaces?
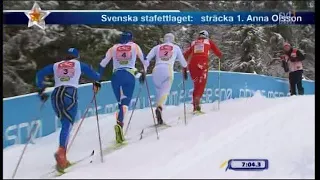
183, 30, 222, 113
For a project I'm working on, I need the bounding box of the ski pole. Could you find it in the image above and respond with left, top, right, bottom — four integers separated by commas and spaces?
218, 58, 221, 110
12, 102, 45, 179
67, 96, 95, 154
93, 91, 104, 163
182, 74, 187, 125
144, 77, 160, 140
124, 86, 143, 136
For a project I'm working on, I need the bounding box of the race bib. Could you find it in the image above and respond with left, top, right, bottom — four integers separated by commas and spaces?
116, 45, 132, 65
159, 45, 173, 61
193, 43, 205, 53
57, 61, 75, 82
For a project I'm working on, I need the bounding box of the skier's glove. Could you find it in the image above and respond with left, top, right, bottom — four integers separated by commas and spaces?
93, 81, 101, 94
37, 88, 49, 103
139, 71, 146, 84
182, 68, 188, 80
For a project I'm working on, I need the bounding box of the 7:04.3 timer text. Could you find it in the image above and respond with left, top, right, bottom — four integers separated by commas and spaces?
242, 161, 262, 168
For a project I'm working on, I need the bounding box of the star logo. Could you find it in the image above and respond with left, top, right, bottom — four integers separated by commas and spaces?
24, 2, 50, 30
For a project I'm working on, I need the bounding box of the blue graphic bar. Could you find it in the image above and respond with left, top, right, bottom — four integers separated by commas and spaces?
3, 11, 315, 25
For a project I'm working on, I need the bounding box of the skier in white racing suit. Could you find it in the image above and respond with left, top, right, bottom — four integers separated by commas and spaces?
145, 33, 188, 125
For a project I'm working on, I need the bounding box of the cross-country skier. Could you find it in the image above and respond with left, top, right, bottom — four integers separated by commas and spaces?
183, 30, 222, 113
145, 33, 188, 125
35, 48, 101, 172
98, 31, 147, 143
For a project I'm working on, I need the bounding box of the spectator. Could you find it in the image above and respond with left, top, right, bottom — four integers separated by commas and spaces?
281, 43, 305, 95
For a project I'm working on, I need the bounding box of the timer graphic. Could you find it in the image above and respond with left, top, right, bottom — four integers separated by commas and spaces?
225, 159, 269, 171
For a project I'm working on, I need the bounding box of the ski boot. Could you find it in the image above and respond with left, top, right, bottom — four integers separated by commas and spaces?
114, 105, 127, 144
193, 97, 203, 114
114, 121, 125, 144
193, 105, 204, 115
298, 88, 304, 95
54, 146, 71, 173
155, 106, 163, 125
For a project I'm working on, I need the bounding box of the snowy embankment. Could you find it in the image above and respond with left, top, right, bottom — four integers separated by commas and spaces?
4, 93, 315, 179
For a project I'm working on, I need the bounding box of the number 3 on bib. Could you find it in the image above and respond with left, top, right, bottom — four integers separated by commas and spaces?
57, 61, 75, 81
116, 45, 132, 65
159, 45, 173, 61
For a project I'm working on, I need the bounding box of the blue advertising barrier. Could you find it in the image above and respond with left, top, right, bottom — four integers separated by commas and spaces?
3, 71, 315, 148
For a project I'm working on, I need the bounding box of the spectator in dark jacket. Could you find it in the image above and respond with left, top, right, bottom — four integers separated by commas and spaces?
281, 42, 305, 95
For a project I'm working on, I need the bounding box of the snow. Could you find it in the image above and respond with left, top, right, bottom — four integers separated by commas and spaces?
179, 0, 198, 9
272, 32, 284, 41
4, 94, 315, 179
181, 26, 188, 31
